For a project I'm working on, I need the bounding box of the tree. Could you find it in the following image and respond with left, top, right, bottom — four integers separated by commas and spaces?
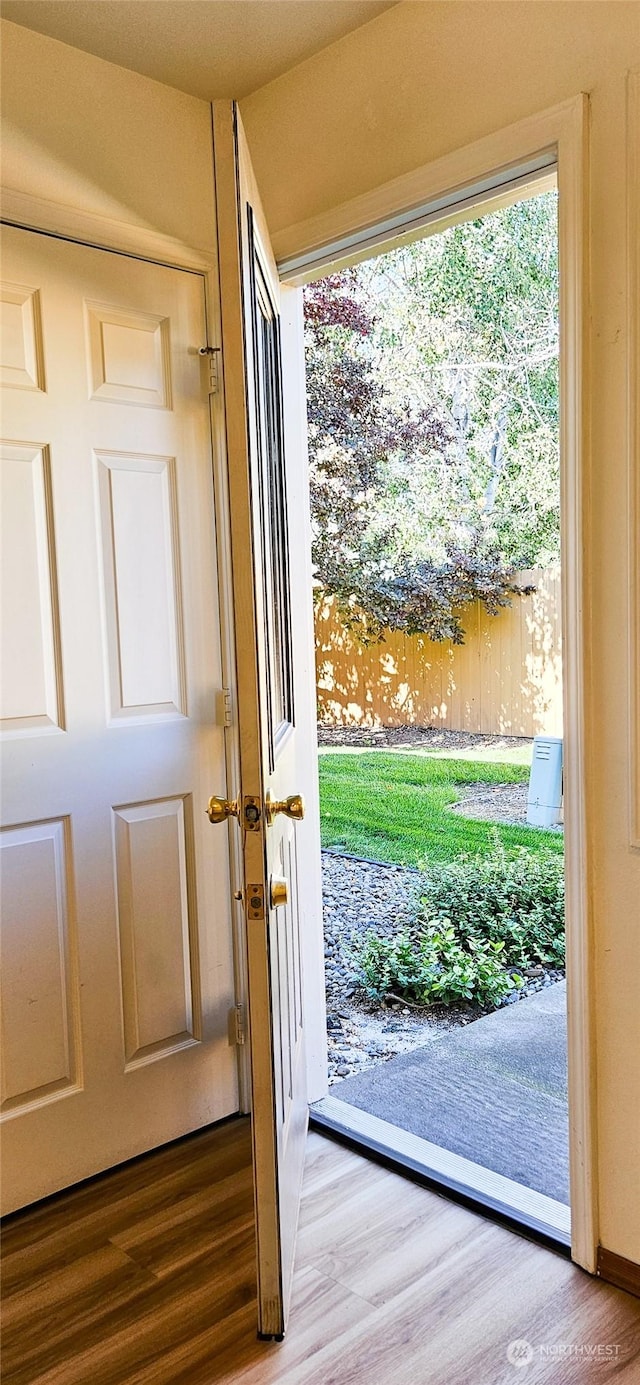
304, 192, 558, 641
358, 191, 560, 569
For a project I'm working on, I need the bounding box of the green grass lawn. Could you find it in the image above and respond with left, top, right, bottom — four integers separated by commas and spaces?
318, 751, 564, 866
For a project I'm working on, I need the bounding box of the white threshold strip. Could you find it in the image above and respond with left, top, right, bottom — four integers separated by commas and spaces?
311, 1094, 571, 1248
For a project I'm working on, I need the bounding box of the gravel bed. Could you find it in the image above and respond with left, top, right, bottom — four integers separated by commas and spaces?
451, 780, 563, 830
322, 850, 565, 1085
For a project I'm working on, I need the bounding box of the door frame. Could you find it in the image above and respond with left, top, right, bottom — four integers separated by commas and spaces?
274, 95, 596, 1273
0, 186, 252, 1112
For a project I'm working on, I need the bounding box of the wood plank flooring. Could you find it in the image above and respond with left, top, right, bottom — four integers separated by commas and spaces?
2, 1117, 639, 1384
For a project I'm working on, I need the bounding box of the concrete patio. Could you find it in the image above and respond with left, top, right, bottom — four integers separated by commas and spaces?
329, 980, 569, 1204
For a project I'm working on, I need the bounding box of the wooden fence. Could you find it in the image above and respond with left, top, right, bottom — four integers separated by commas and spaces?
315, 568, 563, 738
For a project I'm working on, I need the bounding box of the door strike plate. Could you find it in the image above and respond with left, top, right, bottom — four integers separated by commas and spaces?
247, 884, 265, 920
243, 796, 262, 831
199, 344, 221, 395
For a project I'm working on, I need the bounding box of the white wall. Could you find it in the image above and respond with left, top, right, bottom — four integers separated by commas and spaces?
1, 19, 216, 252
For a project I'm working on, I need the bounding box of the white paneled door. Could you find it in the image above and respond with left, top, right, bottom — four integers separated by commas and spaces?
0, 225, 238, 1213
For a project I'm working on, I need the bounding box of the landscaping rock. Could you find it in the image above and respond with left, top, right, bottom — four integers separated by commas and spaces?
322, 849, 565, 1085
450, 781, 563, 831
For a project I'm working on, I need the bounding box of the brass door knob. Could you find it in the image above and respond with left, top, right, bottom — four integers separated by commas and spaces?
270, 876, 289, 909
207, 796, 239, 825
265, 792, 305, 826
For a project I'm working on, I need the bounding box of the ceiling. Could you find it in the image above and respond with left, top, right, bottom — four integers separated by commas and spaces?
1, 1, 398, 100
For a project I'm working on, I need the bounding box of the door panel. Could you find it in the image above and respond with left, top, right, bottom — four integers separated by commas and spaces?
113, 796, 199, 1065
1, 817, 79, 1114
95, 448, 186, 720
213, 102, 310, 1338
0, 225, 238, 1213
0, 440, 63, 732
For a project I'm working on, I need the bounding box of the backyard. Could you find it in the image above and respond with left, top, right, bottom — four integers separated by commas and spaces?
305, 190, 565, 1105
318, 746, 563, 865
307, 190, 567, 1200
318, 731, 565, 1084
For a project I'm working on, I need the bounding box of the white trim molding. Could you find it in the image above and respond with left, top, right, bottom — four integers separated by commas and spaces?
555, 94, 598, 1276
274, 97, 579, 283
277, 94, 597, 1274
0, 186, 217, 274
628, 69, 640, 852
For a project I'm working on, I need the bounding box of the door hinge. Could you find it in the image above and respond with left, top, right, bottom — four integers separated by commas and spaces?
218, 686, 233, 728
230, 1002, 246, 1047
199, 344, 221, 395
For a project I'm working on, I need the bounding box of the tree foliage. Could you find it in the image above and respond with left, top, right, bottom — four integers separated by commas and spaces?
304, 192, 558, 642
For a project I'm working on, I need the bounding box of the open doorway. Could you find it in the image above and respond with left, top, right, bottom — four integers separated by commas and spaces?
301, 180, 570, 1244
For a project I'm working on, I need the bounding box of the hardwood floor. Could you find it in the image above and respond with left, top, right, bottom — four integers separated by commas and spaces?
2, 1117, 639, 1384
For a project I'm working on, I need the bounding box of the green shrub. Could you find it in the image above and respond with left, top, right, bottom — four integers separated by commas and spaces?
351, 834, 564, 1009
354, 925, 518, 1008
417, 832, 565, 969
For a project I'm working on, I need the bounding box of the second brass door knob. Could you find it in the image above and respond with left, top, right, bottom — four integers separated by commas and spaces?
265, 792, 305, 826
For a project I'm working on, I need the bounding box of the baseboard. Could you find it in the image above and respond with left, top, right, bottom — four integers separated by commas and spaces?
597, 1247, 640, 1299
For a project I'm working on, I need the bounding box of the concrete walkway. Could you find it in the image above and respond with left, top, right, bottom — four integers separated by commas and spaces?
332, 980, 569, 1203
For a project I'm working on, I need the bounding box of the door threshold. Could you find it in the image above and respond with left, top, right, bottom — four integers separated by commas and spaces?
310, 1095, 571, 1251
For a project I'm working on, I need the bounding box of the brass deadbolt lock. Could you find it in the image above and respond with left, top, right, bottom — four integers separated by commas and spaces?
270, 876, 289, 909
